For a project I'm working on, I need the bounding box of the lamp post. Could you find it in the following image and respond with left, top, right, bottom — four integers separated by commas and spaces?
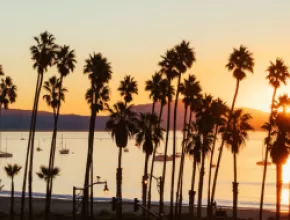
73, 176, 109, 220
143, 174, 164, 219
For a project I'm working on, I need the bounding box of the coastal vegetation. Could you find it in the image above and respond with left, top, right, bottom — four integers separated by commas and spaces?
1, 31, 290, 220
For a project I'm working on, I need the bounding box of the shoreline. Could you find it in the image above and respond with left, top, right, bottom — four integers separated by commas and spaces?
0, 196, 282, 220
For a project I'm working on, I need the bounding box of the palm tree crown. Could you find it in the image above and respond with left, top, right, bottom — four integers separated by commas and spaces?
0, 76, 17, 109
43, 76, 67, 110
226, 45, 254, 81
56, 45, 76, 78
30, 31, 58, 74
5, 164, 22, 178
118, 75, 138, 104
145, 72, 163, 103
37, 166, 60, 181
266, 58, 289, 89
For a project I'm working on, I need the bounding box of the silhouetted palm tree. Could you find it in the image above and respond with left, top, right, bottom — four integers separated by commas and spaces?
259, 58, 289, 220
136, 112, 164, 213
21, 31, 58, 220
37, 166, 60, 182
207, 98, 228, 216
221, 109, 253, 220
42, 76, 67, 218
118, 75, 138, 105
106, 102, 138, 219
196, 94, 216, 219
175, 74, 201, 216
82, 53, 111, 217
211, 46, 254, 216
186, 121, 201, 216
46, 45, 76, 214
158, 48, 178, 216
0, 76, 17, 110
5, 164, 22, 220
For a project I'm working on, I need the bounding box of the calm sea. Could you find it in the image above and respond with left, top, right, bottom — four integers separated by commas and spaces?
0, 131, 287, 211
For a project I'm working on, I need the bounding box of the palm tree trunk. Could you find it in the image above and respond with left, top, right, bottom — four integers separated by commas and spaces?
175, 105, 188, 216
211, 79, 240, 208
20, 73, 42, 220
90, 160, 94, 217
178, 110, 193, 215
197, 143, 206, 219
82, 105, 96, 218
207, 126, 218, 218
142, 153, 150, 215
28, 73, 44, 220
11, 176, 14, 220
147, 104, 164, 210
189, 158, 197, 217
276, 164, 282, 220
259, 87, 277, 220
117, 147, 123, 220
170, 74, 182, 220
233, 152, 238, 220
160, 79, 172, 217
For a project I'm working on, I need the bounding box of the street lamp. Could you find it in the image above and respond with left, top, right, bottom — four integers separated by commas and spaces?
103, 181, 109, 195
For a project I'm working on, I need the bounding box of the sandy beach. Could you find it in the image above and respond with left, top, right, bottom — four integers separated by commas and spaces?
0, 196, 285, 220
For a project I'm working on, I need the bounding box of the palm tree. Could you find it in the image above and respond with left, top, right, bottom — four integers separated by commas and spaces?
82, 53, 112, 217
47, 45, 76, 212
118, 75, 138, 105
186, 121, 201, 216
158, 48, 178, 216
211, 45, 254, 214
222, 109, 253, 220
42, 76, 67, 218
0, 76, 17, 111
259, 58, 289, 220
37, 166, 60, 182
269, 109, 290, 220
175, 74, 201, 215
135, 112, 164, 214
106, 102, 138, 219
5, 164, 22, 220
207, 98, 228, 216
196, 94, 216, 219
0, 65, 4, 76
147, 78, 174, 211
20, 31, 58, 220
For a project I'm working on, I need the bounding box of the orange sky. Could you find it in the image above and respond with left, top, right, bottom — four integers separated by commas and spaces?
1, 1, 290, 115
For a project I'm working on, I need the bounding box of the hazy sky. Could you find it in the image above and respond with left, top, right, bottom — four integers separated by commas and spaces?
1, 0, 290, 115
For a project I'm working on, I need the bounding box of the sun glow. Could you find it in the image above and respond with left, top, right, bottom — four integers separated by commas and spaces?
283, 158, 290, 183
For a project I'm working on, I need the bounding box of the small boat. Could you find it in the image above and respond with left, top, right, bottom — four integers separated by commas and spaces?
211, 164, 217, 168
36, 140, 42, 152
59, 135, 69, 155
154, 154, 173, 162
256, 142, 271, 166
20, 133, 25, 140
0, 137, 13, 158
124, 148, 129, 153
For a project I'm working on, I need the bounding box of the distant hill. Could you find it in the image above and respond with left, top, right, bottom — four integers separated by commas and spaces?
0, 103, 268, 131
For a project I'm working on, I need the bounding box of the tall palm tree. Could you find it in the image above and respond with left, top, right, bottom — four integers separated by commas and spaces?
82, 53, 112, 217
21, 31, 58, 220
259, 58, 289, 220
135, 112, 164, 214
42, 76, 67, 218
206, 98, 228, 216
222, 109, 253, 220
147, 78, 174, 211
158, 48, 178, 216
196, 94, 216, 219
47, 45, 76, 212
118, 75, 138, 105
211, 45, 254, 213
5, 164, 22, 220
106, 102, 138, 219
175, 74, 201, 215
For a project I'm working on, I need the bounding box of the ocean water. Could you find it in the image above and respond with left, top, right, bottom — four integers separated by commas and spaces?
0, 131, 287, 211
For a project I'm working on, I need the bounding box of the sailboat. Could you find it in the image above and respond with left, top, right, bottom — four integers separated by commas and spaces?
0, 137, 12, 158
20, 133, 25, 140
256, 142, 271, 166
59, 134, 69, 155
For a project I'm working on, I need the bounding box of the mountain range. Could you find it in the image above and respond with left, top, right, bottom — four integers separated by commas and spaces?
0, 102, 269, 131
